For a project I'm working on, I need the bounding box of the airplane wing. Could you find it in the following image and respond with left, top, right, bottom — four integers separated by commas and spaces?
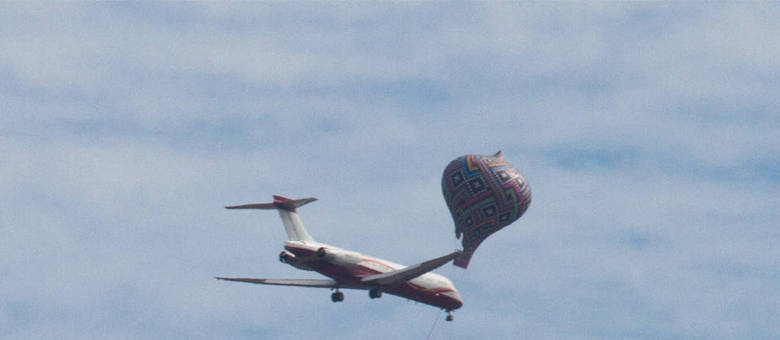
215, 277, 366, 289
360, 250, 462, 286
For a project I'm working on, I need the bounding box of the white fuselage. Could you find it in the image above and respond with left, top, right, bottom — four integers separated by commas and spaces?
282, 240, 463, 311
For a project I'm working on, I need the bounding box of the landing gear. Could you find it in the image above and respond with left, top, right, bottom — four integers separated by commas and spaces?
369, 289, 382, 299
331, 290, 344, 302
445, 311, 454, 322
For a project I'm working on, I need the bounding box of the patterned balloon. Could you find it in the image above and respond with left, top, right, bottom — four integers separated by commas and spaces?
442, 151, 531, 268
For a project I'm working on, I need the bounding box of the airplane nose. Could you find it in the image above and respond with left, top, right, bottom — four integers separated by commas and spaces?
453, 291, 463, 308
440, 290, 463, 309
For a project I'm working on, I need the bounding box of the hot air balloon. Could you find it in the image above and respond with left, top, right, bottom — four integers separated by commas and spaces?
442, 151, 531, 268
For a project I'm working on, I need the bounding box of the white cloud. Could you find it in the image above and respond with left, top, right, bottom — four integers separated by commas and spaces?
1, 2, 778, 339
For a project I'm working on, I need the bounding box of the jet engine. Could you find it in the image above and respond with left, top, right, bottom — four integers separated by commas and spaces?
278, 250, 313, 271
316, 247, 361, 267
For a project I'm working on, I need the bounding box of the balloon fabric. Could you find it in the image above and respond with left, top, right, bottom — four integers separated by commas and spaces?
441, 151, 531, 268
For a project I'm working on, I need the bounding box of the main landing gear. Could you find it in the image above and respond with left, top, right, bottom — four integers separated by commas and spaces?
445, 311, 454, 322
369, 289, 382, 299
331, 290, 344, 302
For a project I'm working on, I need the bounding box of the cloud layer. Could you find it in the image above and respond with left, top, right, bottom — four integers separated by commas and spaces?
2, 3, 778, 339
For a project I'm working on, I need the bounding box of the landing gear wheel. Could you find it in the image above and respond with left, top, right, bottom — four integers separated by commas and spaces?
445, 312, 454, 322
331, 291, 344, 302
369, 289, 382, 299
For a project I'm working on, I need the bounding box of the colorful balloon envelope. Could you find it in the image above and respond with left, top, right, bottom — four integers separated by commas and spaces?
442, 151, 531, 268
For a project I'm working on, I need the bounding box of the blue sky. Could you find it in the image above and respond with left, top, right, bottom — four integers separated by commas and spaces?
1, 3, 779, 339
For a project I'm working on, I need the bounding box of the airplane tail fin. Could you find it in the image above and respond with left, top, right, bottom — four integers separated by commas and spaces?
226, 195, 317, 242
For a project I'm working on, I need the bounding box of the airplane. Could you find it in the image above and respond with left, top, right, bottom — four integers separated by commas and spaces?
216, 195, 464, 321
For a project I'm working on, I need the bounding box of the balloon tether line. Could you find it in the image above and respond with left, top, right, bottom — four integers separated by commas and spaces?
424, 309, 442, 340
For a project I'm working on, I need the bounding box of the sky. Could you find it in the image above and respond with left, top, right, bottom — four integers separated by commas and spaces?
1, 2, 779, 339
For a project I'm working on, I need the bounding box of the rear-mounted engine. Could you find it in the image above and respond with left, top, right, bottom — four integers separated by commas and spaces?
279, 250, 313, 271
316, 247, 361, 267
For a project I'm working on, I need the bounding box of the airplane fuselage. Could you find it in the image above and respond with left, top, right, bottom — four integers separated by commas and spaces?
219, 195, 463, 320
283, 240, 463, 311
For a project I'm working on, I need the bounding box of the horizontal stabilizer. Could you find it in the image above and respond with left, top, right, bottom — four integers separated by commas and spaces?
215, 277, 365, 289
225, 196, 317, 212
224, 203, 276, 209
225, 195, 316, 242
361, 250, 462, 286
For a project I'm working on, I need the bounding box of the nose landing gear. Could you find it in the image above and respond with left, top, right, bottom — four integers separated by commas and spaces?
445, 311, 454, 322
331, 290, 344, 302
369, 289, 382, 299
